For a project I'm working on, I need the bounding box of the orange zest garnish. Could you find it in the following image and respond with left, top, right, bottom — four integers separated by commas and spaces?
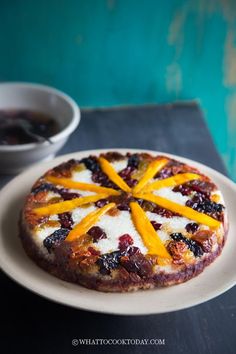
134, 193, 221, 229
130, 202, 171, 259
144, 173, 201, 192
46, 175, 120, 196
132, 158, 168, 194
34, 194, 108, 216
99, 157, 131, 193
66, 203, 115, 242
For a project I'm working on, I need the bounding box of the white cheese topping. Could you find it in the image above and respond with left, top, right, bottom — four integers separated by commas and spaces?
153, 187, 190, 205
95, 211, 147, 254
72, 205, 97, 224
145, 212, 194, 237
110, 159, 128, 172
70, 169, 98, 196
72, 169, 94, 183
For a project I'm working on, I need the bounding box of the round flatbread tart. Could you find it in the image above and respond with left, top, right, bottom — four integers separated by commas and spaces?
19, 151, 228, 292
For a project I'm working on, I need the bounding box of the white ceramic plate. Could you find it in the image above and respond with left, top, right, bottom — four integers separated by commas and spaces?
0, 149, 236, 315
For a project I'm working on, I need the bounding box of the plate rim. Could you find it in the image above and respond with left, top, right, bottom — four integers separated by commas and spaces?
0, 148, 236, 315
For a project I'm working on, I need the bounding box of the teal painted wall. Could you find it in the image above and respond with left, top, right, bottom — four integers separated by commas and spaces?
0, 0, 236, 180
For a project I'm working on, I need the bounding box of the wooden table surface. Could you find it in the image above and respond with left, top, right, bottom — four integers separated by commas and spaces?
1, 103, 235, 354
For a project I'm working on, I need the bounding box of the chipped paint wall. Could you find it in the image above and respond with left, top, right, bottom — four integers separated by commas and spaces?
0, 0, 235, 180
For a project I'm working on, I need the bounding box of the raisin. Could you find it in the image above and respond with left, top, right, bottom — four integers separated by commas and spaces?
167, 240, 187, 264
185, 223, 199, 234
80, 156, 100, 173
127, 154, 140, 168
110, 193, 133, 211
43, 228, 69, 253
126, 179, 138, 187
58, 188, 80, 200
59, 213, 73, 229
32, 183, 57, 194
95, 199, 109, 208
121, 253, 153, 277
138, 200, 156, 212
88, 226, 107, 242
170, 233, 203, 257
127, 246, 141, 256
153, 205, 180, 218
186, 195, 224, 221
118, 167, 137, 188
96, 251, 122, 275
117, 203, 130, 211
92, 171, 118, 189
192, 230, 214, 253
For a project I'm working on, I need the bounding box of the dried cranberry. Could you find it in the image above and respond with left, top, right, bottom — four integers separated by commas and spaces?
88, 226, 107, 242
96, 251, 122, 275
189, 179, 215, 196
59, 212, 73, 229
58, 188, 80, 200
185, 222, 199, 234
43, 228, 69, 253
119, 166, 134, 179
155, 160, 184, 179
173, 184, 192, 196
127, 154, 140, 168
95, 199, 109, 208
119, 234, 133, 250
153, 205, 180, 218
92, 171, 106, 184
150, 221, 162, 230
126, 178, 138, 187
92, 171, 117, 189
170, 232, 203, 257
80, 156, 100, 173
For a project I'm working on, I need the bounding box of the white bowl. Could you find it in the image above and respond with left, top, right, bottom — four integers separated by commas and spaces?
0, 82, 80, 174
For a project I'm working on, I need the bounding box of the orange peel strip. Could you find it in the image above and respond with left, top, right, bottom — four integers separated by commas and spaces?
99, 157, 131, 193
144, 173, 201, 192
132, 158, 168, 194
134, 193, 221, 229
66, 202, 116, 242
130, 202, 171, 259
34, 194, 108, 216
46, 175, 120, 196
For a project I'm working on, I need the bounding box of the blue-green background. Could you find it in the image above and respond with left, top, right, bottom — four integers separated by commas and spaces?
0, 0, 236, 180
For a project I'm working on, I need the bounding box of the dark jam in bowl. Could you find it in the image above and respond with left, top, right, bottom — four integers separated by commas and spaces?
0, 110, 60, 145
